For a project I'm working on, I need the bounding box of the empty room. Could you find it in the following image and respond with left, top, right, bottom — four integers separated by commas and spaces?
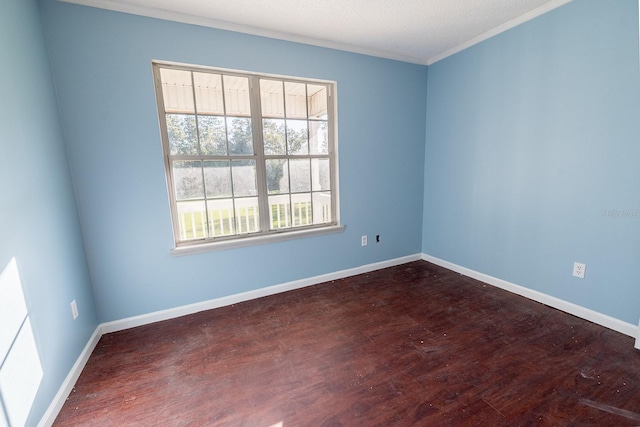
2, 0, 640, 425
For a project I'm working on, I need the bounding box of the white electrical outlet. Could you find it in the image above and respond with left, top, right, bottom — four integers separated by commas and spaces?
572, 262, 586, 279
361, 235, 367, 246
70, 299, 79, 320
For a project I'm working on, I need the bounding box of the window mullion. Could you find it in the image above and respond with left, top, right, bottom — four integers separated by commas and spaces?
218, 76, 238, 235
250, 76, 270, 233
304, 83, 314, 226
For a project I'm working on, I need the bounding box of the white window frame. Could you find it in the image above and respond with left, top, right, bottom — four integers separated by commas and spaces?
152, 61, 342, 254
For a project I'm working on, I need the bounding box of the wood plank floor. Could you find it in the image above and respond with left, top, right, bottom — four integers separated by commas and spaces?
54, 261, 640, 426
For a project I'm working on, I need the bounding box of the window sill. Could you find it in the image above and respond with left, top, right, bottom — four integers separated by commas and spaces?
170, 225, 345, 256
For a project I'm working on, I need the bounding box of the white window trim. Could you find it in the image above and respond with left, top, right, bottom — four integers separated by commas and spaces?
170, 224, 345, 255
152, 61, 343, 253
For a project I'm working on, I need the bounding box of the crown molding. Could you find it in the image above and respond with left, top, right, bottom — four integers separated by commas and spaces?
427, 0, 573, 65
60, 0, 573, 66
58, 0, 428, 65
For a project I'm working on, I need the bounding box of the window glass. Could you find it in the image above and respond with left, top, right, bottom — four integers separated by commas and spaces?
194, 73, 224, 115
160, 68, 194, 113
285, 82, 307, 119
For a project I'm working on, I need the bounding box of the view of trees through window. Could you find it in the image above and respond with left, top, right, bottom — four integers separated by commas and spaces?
153, 63, 336, 245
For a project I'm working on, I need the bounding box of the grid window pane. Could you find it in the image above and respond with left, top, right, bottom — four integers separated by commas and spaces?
286, 120, 308, 155
308, 84, 328, 119
234, 197, 260, 233
204, 161, 231, 199
227, 117, 253, 155
263, 119, 286, 155
309, 120, 329, 154
260, 79, 284, 118
167, 114, 198, 155
269, 194, 291, 229
289, 159, 311, 193
207, 199, 235, 236
291, 193, 312, 226
312, 192, 332, 224
198, 116, 227, 155
176, 200, 207, 240
285, 82, 307, 119
223, 75, 251, 116
311, 158, 330, 191
173, 161, 204, 201
160, 68, 194, 113
194, 72, 224, 115
231, 160, 257, 197
266, 159, 289, 194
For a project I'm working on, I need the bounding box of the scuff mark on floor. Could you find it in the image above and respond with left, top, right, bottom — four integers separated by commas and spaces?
579, 398, 640, 421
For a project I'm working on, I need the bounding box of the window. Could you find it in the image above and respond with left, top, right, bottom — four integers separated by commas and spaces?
152, 62, 341, 251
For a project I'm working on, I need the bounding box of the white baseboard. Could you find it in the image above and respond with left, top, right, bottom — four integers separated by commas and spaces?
421, 253, 638, 339
37, 327, 102, 427
44, 251, 635, 426
101, 254, 422, 333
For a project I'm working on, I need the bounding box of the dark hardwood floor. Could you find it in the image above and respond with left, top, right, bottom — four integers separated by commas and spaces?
54, 261, 640, 426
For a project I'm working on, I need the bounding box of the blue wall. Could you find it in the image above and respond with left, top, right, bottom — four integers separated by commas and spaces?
4, 0, 639, 424
0, 0, 98, 425
423, 0, 640, 324
39, 0, 428, 322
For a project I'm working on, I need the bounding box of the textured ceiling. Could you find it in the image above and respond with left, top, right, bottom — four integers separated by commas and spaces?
62, 0, 572, 64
